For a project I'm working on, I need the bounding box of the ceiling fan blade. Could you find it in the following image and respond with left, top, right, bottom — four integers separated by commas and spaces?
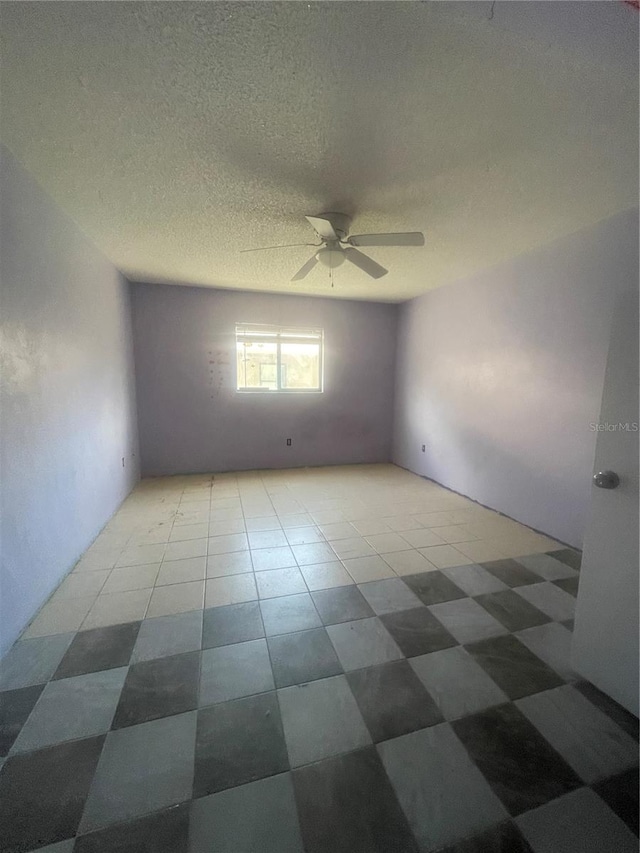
240, 243, 317, 253
305, 215, 339, 241
291, 255, 318, 281
347, 232, 425, 247
343, 248, 388, 279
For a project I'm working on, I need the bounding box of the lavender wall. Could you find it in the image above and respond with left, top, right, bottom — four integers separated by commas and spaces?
0, 147, 140, 655
393, 208, 639, 548
132, 283, 397, 475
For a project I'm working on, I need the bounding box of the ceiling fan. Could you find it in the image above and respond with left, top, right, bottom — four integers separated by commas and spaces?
240, 213, 425, 281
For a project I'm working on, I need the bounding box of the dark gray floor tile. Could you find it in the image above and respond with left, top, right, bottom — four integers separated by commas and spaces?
112, 651, 200, 728
573, 681, 639, 740
465, 634, 564, 700
546, 548, 582, 571
452, 703, 581, 816
0, 634, 75, 691
0, 684, 44, 756
278, 675, 371, 767
267, 628, 342, 688
80, 713, 196, 833
189, 773, 304, 853
593, 767, 639, 836
131, 611, 202, 662
26, 841, 75, 852
474, 590, 551, 632
74, 803, 189, 852
200, 640, 274, 705
194, 691, 288, 797
202, 601, 264, 649
515, 553, 577, 581
259, 594, 322, 636
12, 668, 127, 752
347, 660, 442, 742
552, 576, 580, 597
53, 622, 141, 680
378, 723, 507, 851
438, 820, 533, 852
310, 586, 374, 625
0, 734, 105, 852
402, 571, 466, 605
480, 560, 540, 588
516, 787, 637, 853
292, 746, 419, 853
380, 606, 458, 657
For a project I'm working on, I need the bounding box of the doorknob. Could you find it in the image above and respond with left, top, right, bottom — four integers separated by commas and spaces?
593, 470, 620, 489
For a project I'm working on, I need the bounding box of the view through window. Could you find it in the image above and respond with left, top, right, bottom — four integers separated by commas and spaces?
236, 324, 323, 392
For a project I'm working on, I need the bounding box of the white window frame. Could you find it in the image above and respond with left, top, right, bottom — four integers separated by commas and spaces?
236, 323, 324, 393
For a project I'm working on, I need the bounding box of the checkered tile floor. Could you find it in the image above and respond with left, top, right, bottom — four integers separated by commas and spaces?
0, 465, 637, 852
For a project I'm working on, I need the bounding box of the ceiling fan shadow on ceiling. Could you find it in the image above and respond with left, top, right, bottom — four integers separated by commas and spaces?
240, 213, 425, 281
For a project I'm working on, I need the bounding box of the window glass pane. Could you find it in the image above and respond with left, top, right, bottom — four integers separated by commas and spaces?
236, 341, 278, 389
280, 342, 320, 390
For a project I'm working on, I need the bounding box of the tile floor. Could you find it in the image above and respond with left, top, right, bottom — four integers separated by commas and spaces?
0, 464, 638, 852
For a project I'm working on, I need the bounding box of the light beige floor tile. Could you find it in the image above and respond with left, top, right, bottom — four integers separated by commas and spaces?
291, 542, 337, 566
310, 510, 347, 525
23, 595, 97, 638
247, 529, 289, 549
251, 546, 297, 571
400, 528, 447, 548
331, 537, 377, 560
413, 511, 457, 528
169, 523, 209, 542
205, 574, 258, 608
206, 552, 253, 577
116, 543, 166, 568
209, 508, 244, 523
417, 544, 473, 569
208, 519, 246, 537
381, 516, 425, 532
453, 540, 508, 563
342, 555, 396, 583
52, 570, 110, 600
245, 516, 282, 532
382, 550, 439, 576
365, 533, 414, 554
127, 526, 173, 545
74, 548, 123, 573
255, 567, 308, 599
279, 513, 314, 528
207, 533, 249, 556
284, 526, 324, 546
318, 522, 357, 541
82, 588, 152, 629
156, 557, 206, 586
165, 538, 208, 562
350, 519, 393, 536
299, 562, 354, 591
429, 524, 481, 544
146, 581, 205, 618
102, 564, 160, 594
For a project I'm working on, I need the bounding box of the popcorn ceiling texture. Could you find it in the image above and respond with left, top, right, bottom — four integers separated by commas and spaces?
1, 1, 637, 301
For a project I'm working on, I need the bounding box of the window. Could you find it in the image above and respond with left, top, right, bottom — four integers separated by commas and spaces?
236, 324, 323, 392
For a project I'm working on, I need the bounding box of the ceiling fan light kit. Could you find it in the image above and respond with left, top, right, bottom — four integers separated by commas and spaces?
241, 212, 425, 283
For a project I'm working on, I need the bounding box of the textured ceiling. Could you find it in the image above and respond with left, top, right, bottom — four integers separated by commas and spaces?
1, 1, 638, 301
